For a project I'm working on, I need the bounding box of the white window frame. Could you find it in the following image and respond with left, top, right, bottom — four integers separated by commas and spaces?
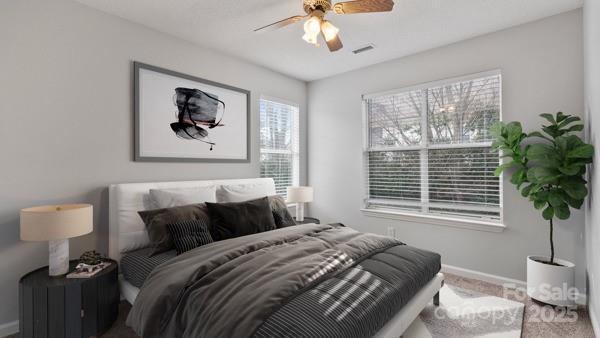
259, 95, 300, 200
360, 70, 505, 232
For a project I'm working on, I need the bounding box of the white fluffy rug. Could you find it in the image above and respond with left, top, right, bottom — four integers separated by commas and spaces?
404, 285, 525, 338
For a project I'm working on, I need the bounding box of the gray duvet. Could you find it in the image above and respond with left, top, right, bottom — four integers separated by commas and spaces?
126, 224, 440, 338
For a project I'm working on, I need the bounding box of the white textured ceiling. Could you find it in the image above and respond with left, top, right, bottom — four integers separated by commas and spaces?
74, 0, 582, 81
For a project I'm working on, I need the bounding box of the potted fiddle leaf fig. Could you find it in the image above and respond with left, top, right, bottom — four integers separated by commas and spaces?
491, 112, 593, 306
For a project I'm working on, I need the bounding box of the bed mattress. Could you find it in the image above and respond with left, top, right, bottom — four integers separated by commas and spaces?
120, 248, 177, 288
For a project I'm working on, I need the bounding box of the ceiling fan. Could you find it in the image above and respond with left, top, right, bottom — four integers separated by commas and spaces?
254, 0, 395, 52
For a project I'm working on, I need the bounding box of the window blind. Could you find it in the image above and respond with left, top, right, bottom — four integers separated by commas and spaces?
365, 72, 502, 221
260, 98, 300, 198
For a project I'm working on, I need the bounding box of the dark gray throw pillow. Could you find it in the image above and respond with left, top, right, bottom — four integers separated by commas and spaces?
138, 203, 209, 256
205, 197, 277, 241
268, 195, 296, 228
272, 208, 296, 227
167, 219, 214, 255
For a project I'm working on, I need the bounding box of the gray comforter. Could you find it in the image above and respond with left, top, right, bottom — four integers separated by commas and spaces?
127, 224, 440, 338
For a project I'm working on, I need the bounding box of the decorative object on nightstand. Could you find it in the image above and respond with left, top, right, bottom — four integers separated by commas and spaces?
67, 251, 111, 279
20, 204, 93, 276
293, 216, 320, 225
287, 186, 313, 222
19, 259, 119, 338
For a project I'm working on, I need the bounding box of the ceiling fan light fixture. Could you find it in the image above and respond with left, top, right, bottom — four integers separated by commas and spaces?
303, 16, 322, 45
304, 16, 322, 35
255, 0, 395, 53
320, 20, 339, 42
302, 32, 319, 45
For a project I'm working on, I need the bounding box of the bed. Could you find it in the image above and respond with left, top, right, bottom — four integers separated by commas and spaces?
109, 178, 444, 337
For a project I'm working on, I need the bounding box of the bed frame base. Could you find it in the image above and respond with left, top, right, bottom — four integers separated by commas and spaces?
374, 272, 444, 338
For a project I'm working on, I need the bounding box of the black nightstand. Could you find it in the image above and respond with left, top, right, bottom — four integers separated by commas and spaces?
294, 217, 320, 225
19, 259, 119, 338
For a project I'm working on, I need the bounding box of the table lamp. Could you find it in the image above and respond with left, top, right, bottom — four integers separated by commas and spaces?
287, 186, 313, 222
20, 204, 93, 276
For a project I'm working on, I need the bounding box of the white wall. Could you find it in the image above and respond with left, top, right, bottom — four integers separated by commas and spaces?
584, 0, 600, 334
308, 10, 586, 292
0, 0, 307, 327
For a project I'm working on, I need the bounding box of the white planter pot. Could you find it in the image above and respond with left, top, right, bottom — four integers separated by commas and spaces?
527, 255, 576, 306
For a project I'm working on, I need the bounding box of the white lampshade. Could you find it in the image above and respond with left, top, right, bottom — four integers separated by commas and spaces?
287, 186, 314, 203
20, 204, 93, 241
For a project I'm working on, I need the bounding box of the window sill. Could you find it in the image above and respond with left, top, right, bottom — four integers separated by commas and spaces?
360, 208, 506, 233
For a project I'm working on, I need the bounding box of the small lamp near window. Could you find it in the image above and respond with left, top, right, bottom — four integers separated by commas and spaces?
287, 187, 313, 222
20, 204, 93, 276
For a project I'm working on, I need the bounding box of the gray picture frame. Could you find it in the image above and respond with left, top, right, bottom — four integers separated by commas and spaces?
133, 61, 251, 162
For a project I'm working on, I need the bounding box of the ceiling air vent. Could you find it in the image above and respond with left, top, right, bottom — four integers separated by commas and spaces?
352, 44, 375, 54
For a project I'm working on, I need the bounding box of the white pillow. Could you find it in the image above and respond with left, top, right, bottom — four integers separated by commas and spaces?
217, 182, 277, 202
149, 186, 217, 208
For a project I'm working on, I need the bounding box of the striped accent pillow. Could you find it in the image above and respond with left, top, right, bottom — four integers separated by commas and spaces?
166, 219, 214, 255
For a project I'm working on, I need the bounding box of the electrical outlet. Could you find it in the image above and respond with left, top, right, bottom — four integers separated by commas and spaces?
387, 226, 396, 239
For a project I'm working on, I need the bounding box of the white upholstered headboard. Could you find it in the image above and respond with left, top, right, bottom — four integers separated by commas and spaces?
108, 178, 276, 261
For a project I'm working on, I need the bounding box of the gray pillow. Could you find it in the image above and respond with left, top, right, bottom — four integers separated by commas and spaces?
138, 203, 210, 256
149, 186, 217, 209
205, 197, 277, 241
268, 195, 296, 228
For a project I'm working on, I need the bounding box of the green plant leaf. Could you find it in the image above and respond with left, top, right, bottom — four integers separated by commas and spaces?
542, 206, 554, 220
527, 131, 553, 142
556, 112, 567, 123
560, 177, 588, 199
548, 190, 565, 207
557, 116, 581, 128
567, 124, 584, 133
489, 122, 505, 138
565, 134, 584, 148
527, 143, 557, 158
567, 144, 594, 158
555, 136, 568, 154
534, 199, 546, 210
558, 165, 580, 175
505, 122, 523, 143
555, 204, 571, 220
562, 194, 584, 209
511, 168, 527, 187
540, 113, 556, 124
521, 184, 535, 197
527, 167, 561, 184
542, 125, 560, 138
527, 144, 560, 168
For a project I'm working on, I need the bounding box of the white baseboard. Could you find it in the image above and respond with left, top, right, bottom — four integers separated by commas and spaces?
442, 264, 587, 306
0, 320, 18, 338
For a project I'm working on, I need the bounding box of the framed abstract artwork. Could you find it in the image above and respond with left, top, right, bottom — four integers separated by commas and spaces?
134, 62, 250, 162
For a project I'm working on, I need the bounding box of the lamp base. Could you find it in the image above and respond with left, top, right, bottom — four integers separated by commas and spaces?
296, 203, 305, 222
49, 239, 69, 276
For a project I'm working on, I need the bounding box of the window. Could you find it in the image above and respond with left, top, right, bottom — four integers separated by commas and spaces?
260, 97, 300, 199
364, 71, 502, 222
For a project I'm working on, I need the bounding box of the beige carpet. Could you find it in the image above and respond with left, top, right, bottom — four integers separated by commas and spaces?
38, 273, 596, 338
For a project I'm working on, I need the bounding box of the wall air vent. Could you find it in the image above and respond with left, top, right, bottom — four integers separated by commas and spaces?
352, 44, 375, 54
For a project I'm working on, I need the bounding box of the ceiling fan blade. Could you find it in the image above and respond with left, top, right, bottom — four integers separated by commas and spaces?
333, 0, 394, 14
254, 15, 306, 32
323, 33, 343, 52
